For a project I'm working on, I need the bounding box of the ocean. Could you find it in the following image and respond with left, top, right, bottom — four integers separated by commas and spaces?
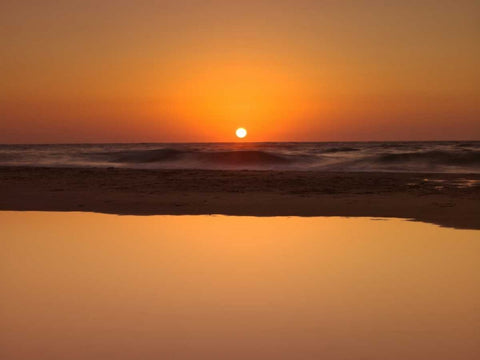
0, 141, 479, 173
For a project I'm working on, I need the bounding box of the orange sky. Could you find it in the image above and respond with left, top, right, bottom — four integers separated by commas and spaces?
1, 1, 479, 143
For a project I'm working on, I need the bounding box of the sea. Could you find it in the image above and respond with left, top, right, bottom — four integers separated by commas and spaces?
0, 141, 479, 173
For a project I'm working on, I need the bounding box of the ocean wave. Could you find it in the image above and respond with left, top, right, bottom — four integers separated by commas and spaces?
111, 148, 186, 163
106, 148, 292, 165
1, 142, 479, 173
195, 150, 292, 164
321, 147, 359, 153
376, 150, 480, 166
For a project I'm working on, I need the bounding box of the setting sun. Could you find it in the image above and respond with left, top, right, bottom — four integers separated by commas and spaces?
236, 128, 247, 139
1, 2, 479, 359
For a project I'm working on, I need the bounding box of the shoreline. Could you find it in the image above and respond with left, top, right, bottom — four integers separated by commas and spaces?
1, 166, 479, 230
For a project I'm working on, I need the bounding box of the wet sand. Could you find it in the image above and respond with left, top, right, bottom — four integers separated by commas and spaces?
0, 166, 479, 229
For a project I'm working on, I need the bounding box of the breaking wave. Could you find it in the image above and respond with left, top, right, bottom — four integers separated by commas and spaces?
0, 141, 479, 173
376, 150, 480, 166
107, 149, 292, 165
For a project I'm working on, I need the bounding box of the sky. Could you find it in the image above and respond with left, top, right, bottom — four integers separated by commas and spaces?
1, 0, 479, 143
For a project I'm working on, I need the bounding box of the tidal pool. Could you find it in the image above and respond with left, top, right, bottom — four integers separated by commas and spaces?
1, 212, 479, 360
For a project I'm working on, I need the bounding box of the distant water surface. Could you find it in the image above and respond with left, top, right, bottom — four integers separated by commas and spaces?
1, 212, 479, 360
0, 141, 479, 173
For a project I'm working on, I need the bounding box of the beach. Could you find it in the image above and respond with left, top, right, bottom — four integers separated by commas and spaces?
1, 166, 479, 230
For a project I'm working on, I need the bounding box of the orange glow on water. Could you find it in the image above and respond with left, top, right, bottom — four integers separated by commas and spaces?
1, 212, 479, 359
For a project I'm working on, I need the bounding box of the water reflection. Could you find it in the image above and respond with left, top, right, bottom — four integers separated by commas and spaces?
1, 212, 479, 360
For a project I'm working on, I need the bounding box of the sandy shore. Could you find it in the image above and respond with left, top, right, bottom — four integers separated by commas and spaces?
0, 166, 479, 229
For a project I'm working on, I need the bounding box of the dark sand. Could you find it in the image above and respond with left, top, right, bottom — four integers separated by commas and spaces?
0, 166, 479, 229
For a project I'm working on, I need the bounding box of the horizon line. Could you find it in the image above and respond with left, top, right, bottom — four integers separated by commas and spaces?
1, 139, 479, 146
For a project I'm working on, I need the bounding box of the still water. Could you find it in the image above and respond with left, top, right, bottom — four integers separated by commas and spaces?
1, 212, 479, 360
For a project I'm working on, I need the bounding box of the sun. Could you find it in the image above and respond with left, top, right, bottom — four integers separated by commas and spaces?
236, 127, 247, 139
